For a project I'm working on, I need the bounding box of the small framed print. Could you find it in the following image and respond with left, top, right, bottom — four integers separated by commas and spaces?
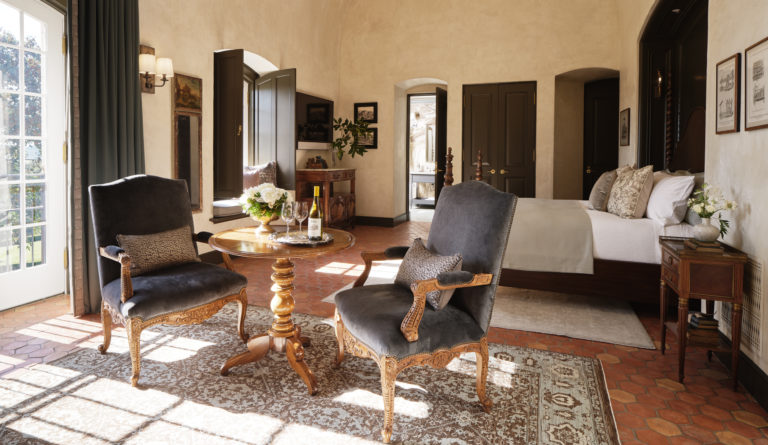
619, 108, 630, 146
354, 102, 377, 123
716, 53, 740, 134
357, 127, 377, 148
745, 36, 768, 131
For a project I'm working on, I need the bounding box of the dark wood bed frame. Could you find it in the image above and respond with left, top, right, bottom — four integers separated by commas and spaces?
442, 147, 660, 306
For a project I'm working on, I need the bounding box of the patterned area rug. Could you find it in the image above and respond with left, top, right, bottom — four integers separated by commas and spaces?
0, 305, 619, 444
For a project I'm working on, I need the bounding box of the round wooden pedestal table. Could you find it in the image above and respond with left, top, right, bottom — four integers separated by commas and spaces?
209, 227, 355, 395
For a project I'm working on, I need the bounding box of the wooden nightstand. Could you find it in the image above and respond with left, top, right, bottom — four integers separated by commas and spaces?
659, 236, 747, 390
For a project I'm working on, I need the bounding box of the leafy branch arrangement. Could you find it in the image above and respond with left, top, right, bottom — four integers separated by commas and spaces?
331, 117, 371, 160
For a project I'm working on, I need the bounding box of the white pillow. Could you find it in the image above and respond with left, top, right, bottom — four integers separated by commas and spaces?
645, 174, 695, 225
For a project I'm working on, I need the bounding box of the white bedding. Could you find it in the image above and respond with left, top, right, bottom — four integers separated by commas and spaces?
582, 200, 693, 264
502, 199, 694, 273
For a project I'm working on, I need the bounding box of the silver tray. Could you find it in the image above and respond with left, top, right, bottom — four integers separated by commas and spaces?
268, 231, 333, 247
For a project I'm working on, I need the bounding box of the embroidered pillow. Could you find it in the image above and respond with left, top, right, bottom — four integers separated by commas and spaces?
606, 165, 654, 218
395, 238, 463, 310
117, 225, 200, 276
243, 161, 277, 189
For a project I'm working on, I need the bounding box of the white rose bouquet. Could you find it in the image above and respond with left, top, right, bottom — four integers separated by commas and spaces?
687, 183, 737, 238
240, 183, 290, 219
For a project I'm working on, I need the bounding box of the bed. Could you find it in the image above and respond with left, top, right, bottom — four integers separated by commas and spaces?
441, 137, 703, 305
499, 198, 694, 305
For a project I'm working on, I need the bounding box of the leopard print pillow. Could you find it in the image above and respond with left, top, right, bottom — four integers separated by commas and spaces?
395, 238, 463, 310
117, 225, 200, 276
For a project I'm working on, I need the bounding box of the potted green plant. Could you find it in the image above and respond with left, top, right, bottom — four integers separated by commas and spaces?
331, 117, 371, 161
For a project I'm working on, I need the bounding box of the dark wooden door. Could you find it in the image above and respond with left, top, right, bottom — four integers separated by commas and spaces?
213, 49, 244, 199
497, 82, 536, 196
434, 87, 447, 204
254, 69, 296, 190
462, 82, 536, 196
582, 78, 619, 199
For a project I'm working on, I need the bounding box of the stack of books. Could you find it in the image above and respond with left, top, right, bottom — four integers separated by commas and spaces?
687, 312, 720, 348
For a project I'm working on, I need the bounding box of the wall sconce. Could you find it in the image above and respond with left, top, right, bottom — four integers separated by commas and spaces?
139, 44, 173, 94
654, 69, 664, 98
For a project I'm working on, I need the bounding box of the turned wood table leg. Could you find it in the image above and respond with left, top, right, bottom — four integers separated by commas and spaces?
677, 297, 688, 383
219, 257, 318, 395
660, 279, 667, 355
732, 303, 743, 391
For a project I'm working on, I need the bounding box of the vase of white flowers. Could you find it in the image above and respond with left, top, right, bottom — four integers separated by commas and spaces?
687, 183, 737, 242
239, 183, 290, 233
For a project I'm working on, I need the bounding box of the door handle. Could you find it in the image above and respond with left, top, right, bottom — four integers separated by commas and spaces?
586, 166, 592, 174
237, 125, 242, 136
489, 169, 496, 175
435, 169, 444, 173
500, 169, 507, 175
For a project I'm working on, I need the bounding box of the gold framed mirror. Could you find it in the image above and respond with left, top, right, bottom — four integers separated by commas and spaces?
172, 74, 203, 212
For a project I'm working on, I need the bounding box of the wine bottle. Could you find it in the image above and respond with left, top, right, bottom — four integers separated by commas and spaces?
308, 186, 323, 241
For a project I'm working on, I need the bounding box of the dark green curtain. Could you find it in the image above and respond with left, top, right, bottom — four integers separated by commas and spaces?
69, 0, 144, 313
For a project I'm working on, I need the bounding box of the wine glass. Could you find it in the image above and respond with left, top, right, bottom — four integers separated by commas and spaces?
295, 201, 308, 236
281, 201, 294, 236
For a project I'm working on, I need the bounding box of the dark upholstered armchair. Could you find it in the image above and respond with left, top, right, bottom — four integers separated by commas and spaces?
89, 175, 248, 387
334, 181, 518, 443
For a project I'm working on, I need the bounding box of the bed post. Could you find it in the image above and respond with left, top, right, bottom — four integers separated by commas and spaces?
475, 150, 483, 181
444, 147, 454, 187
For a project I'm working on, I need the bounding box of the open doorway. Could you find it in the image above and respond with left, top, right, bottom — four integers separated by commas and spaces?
407, 93, 436, 221
405, 86, 446, 222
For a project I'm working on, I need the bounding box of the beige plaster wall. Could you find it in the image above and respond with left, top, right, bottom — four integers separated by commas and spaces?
706, 0, 768, 371
553, 77, 584, 199
138, 0, 343, 253
335, 0, 621, 218
614, 0, 657, 167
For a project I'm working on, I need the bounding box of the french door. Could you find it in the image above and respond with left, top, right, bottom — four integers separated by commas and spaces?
0, 0, 66, 311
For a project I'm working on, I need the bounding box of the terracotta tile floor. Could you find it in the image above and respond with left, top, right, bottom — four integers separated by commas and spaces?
2, 221, 768, 444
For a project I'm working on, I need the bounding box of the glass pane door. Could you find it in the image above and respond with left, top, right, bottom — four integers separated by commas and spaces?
0, 0, 65, 311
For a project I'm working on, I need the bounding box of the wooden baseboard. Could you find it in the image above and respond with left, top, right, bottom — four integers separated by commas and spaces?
355, 213, 407, 227
714, 337, 768, 412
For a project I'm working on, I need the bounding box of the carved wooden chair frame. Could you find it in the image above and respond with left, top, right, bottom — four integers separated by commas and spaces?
334, 250, 493, 443
97, 232, 248, 387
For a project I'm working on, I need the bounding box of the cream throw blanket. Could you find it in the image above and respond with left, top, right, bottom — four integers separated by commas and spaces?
503, 198, 594, 274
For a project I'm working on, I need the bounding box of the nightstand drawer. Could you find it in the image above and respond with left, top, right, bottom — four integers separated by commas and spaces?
662, 249, 679, 270
662, 266, 679, 289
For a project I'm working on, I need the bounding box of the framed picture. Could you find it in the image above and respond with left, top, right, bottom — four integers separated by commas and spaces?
716, 53, 741, 134
173, 74, 202, 112
619, 108, 630, 146
357, 127, 377, 148
354, 102, 377, 123
745, 36, 768, 130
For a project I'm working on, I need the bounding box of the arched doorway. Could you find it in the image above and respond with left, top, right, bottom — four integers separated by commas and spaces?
393, 78, 447, 221
553, 68, 620, 199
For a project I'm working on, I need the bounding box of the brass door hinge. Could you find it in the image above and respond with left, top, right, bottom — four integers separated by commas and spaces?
62, 34, 66, 55
62, 141, 67, 163
63, 247, 68, 269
